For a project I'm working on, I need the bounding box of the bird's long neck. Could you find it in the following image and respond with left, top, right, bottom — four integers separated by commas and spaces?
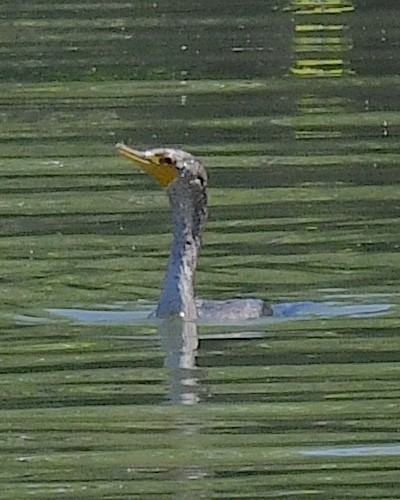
156, 182, 207, 319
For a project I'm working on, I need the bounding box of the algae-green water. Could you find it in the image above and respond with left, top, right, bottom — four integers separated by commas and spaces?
1, 1, 400, 498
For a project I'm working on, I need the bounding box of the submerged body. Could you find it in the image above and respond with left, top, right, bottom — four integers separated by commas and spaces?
196, 298, 271, 321
116, 143, 271, 321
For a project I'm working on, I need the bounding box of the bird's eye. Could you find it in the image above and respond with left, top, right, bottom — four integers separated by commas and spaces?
163, 156, 174, 166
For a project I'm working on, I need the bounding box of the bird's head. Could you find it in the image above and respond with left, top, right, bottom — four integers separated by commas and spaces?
115, 143, 207, 192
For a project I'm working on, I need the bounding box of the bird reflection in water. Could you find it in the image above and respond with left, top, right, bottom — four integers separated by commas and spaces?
157, 317, 202, 405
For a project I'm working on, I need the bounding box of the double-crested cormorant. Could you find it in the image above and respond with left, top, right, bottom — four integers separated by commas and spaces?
116, 143, 271, 321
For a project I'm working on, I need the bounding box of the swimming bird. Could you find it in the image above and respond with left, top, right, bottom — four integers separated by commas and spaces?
116, 143, 271, 321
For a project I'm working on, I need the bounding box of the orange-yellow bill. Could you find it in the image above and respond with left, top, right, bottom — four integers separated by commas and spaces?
115, 143, 177, 188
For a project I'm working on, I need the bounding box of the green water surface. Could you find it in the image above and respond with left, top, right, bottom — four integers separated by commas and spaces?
1, 1, 400, 498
